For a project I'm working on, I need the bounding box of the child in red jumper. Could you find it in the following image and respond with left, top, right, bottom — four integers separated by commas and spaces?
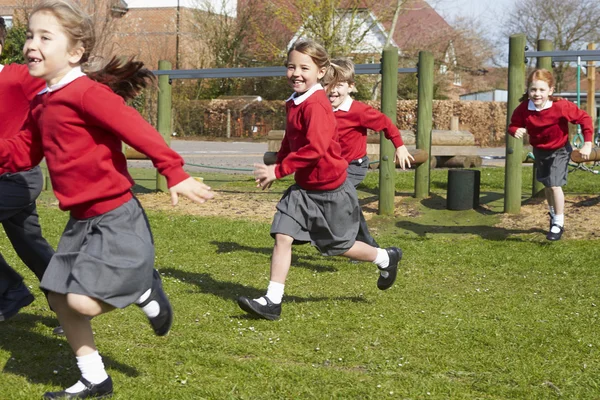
237, 39, 402, 321
508, 68, 592, 241
0, 1, 214, 398
0, 16, 56, 323
323, 57, 413, 247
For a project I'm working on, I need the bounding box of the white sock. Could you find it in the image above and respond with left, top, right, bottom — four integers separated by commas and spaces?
548, 205, 555, 217
552, 214, 564, 231
373, 248, 389, 269
136, 288, 159, 318
255, 281, 285, 305
66, 351, 108, 393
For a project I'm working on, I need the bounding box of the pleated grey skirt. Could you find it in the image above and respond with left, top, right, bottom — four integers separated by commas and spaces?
40, 197, 154, 308
270, 180, 360, 256
533, 143, 572, 187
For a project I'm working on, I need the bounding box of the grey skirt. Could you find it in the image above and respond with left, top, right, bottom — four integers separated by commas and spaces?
40, 197, 154, 308
270, 180, 360, 256
533, 143, 572, 187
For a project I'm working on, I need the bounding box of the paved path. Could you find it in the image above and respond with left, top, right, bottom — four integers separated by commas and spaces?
127, 140, 511, 174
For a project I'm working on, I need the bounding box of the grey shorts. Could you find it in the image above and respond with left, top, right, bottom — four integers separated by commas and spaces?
346, 156, 369, 187
533, 143, 572, 187
40, 197, 154, 308
270, 180, 360, 256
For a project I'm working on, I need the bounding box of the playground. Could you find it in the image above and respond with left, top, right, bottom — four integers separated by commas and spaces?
2, 40, 600, 399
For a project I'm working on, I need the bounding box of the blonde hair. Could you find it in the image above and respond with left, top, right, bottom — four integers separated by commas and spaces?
29, 0, 154, 100
519, 68, 562, 102
287, 38, 332, 79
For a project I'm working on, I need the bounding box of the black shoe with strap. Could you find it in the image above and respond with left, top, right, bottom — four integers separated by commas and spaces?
137, 269, 173, 336
546, 224, 564, 241
43, 376, 113, 399
237, 296, 281, 320
377, 247, 402, 290
0, 281, 34, 322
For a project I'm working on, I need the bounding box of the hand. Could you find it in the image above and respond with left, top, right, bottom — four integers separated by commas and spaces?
394, 145, 415, 170
254, 163, 277, 190
514, 128, 527, 139
579, 141, 593, 160
169, 177, 215, 206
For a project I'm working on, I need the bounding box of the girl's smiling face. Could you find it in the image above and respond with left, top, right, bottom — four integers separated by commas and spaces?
23, 10, 84, 86
286, 50, 326, 94
528, 79, 553, 108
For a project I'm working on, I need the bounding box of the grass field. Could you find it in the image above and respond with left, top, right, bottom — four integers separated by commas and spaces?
1, 167, 599, 399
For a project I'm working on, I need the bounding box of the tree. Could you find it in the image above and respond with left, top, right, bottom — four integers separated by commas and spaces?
0, 22, 26, 64
503, 0, 600, 91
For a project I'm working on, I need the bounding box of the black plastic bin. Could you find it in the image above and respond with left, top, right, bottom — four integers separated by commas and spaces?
446, 169, 481, 210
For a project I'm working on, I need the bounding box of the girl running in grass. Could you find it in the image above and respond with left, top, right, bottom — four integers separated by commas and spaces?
237, 39, 402, 321
508, 68, 593, 241
0, 16, 56, 324
0, 1, 214, 398
323, 57, 413, 247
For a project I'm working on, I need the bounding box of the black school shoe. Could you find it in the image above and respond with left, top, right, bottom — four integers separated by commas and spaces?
43, 376, 113, 399
0, 281, 34, 322
546, 224, 564, 241
377, 247, 402, 290
137, 269, 173, 336
237, 296, 281, 320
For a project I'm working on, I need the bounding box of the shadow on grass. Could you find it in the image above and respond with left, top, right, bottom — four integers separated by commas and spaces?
396, 220, 545, 241
210, 241, 338, 273
160, 268, 367, 309
0, 313, 138, 386
572, 195, 600, 207
420, 192, 503, 214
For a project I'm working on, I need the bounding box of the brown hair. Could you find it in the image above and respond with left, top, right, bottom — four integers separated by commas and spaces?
323, 57, 357, 93
30, 0, 154, 100
0, 16, 6, 48
519, 68, 563, 102
287, 39, 333, 84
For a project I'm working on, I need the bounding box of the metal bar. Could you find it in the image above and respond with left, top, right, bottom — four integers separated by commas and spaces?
525, 49, 600, 61
151, 64, 417, 79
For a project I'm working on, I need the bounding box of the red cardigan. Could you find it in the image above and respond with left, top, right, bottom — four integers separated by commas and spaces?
0, 64, 45, 141
275, 89, 348, 190
335, 100, 404, 162
508, 99, 593, 150
0, 76, 189, 219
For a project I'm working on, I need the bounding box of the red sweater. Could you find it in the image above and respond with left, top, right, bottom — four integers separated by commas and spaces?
334, 100, 404, 162
0, 76, 189, 219
508, 99, 593, 150
0, 64, 45, 150
275, 89, 347, 190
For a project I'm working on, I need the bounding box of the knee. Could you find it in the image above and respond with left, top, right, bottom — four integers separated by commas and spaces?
66, 294, 103, 317
274, 234, 294, 247
48, 292, 67, 312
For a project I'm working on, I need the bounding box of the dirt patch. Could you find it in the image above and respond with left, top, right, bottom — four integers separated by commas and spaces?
138, 191, 600, 240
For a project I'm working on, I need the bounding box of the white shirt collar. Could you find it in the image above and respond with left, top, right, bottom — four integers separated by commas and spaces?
0, 64, 4, 73
38, 66, 86, 95
286, 83, 324, 105
333, 96, 353, 112
528, 99, 553, 112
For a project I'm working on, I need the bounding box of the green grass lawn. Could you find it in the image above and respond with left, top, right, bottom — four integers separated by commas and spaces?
1, 167, 599, 399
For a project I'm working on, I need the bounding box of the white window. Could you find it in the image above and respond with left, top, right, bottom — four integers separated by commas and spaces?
453, 72, 462, 86
1, 16, 12, 29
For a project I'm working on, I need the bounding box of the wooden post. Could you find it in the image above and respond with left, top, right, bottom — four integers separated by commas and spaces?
504, 34, 526, 214
532, 39, 553, 197
156, 60, 172, 192
378, 46, 398, 215
587, 43, 597, 132
415, 51, 434, 199
226, 109, 231, 138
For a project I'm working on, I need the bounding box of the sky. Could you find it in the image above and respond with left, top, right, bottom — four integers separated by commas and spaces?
432, 0, 517, 41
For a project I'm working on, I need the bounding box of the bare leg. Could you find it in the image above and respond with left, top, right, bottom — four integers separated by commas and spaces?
48, 292, 113, 356
550, 186, 565, 215
269, 234, 294, 284
545, 187, 555, 210
341, 240, 378, 261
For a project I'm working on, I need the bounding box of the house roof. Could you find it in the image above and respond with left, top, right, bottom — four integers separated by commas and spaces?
124, 0, 235, 15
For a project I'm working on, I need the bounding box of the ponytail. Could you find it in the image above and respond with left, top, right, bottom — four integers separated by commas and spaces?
85, 57, 155, 101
